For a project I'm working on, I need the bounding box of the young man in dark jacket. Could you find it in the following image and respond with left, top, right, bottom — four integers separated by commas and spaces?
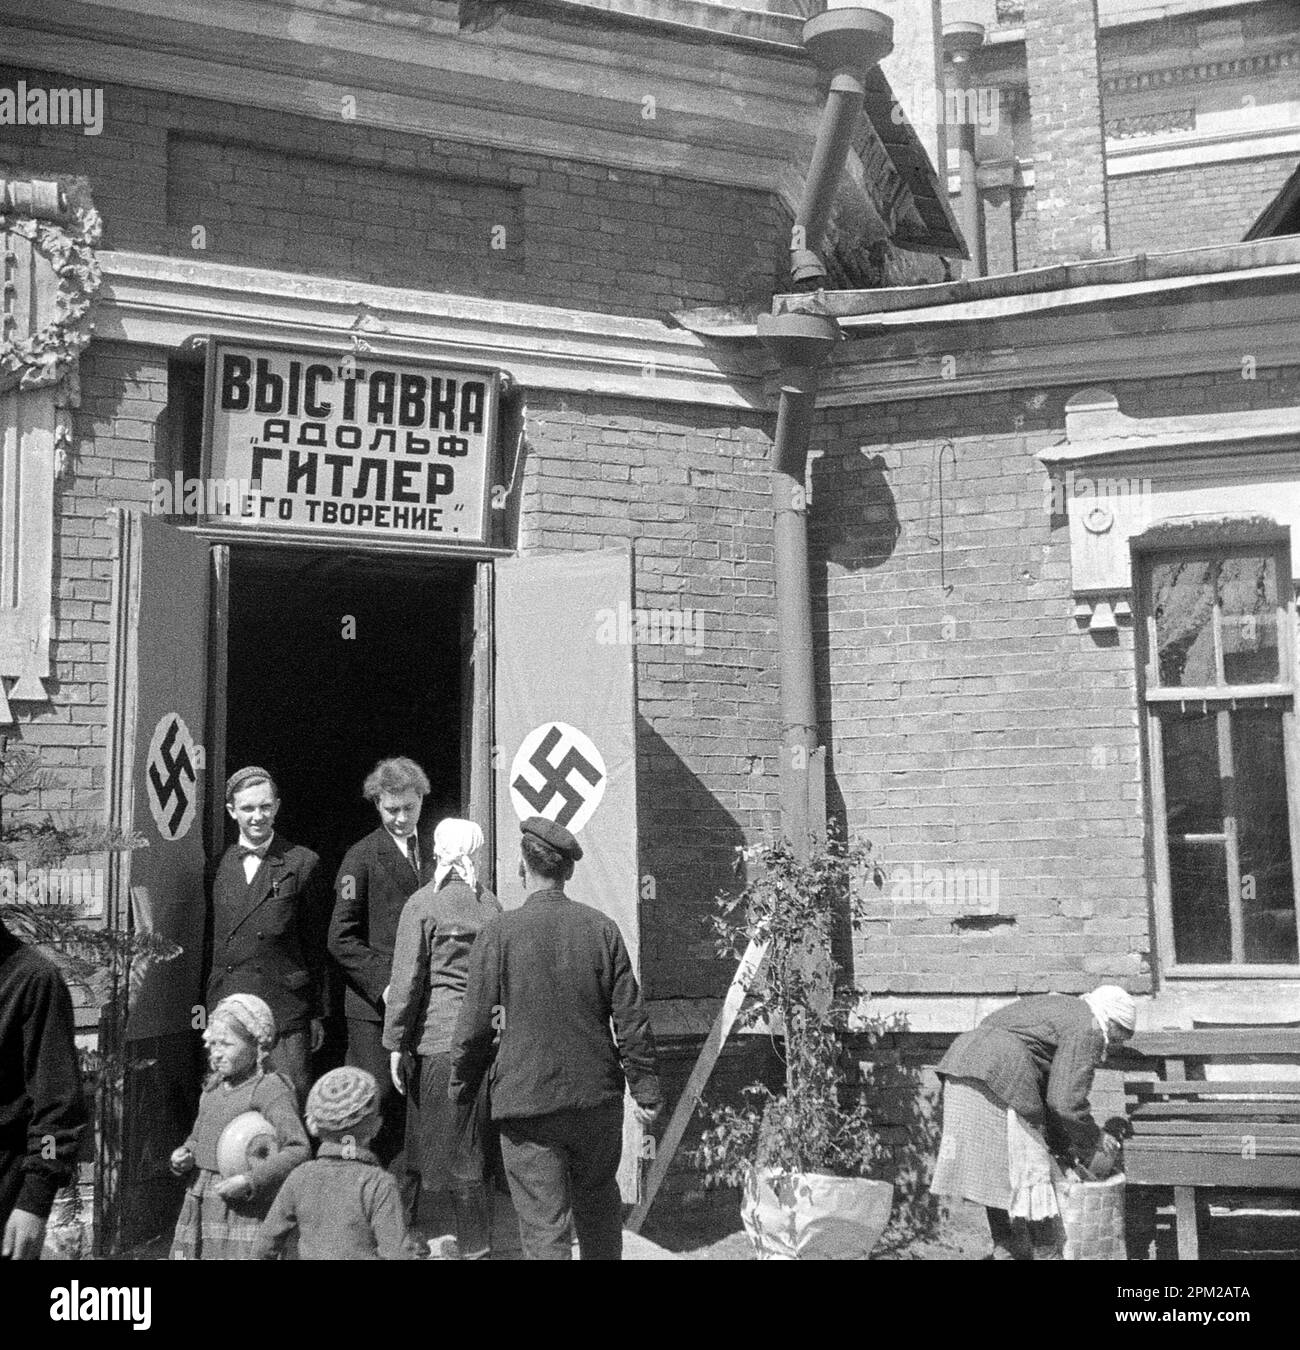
206, 765, 330, 1104
449, 816, 661, 1261
0, 915, 86, 1259
328, 757, 433, 1182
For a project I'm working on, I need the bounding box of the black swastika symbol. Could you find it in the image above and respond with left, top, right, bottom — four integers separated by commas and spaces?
512, 726, 603, 827
148, 718, 196, 837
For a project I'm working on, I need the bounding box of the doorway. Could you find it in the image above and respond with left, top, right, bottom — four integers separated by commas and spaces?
222, 545, 474, 888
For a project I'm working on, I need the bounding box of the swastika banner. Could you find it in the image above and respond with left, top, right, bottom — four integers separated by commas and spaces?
121, 516, 210, 1041
493, 547, 640, 969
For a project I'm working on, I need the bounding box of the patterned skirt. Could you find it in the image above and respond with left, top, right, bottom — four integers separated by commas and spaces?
930, 1078, 1061, 1219
930, 1077, 1013, 1210
169, 1169, 264, 1260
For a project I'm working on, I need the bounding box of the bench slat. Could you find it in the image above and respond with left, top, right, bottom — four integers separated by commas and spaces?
1127, 1137, 1300, 1155
1130, 1119, 1300, 1138
1129, 1101, 1300, 1119
1124, 1154, 1300, 1187
1127, 1080, 1300, 1096
1129, 1030, 1300, 1056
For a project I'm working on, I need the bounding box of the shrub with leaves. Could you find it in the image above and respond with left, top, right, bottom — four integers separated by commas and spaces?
694, 828, 888, 1185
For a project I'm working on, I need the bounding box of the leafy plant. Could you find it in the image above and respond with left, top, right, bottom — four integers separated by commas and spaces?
694, 827, 888, 1185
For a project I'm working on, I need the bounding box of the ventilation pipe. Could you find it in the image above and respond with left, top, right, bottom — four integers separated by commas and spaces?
943, 20, 987, 277
790, 7, 895, 289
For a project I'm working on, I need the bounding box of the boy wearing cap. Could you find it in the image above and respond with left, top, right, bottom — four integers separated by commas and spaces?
253, 1067, 417, 1260
450, 817, 661, 1261
206, 767, 331, 1104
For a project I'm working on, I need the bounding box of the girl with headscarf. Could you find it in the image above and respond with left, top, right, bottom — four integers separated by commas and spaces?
929, 985, 1137, 1260
169, 994, 310, 1259
383, 818, 501, 1258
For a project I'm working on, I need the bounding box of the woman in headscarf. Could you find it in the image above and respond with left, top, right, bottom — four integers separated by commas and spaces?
929, 985, 1137, 1260
383, 818, 501, 1258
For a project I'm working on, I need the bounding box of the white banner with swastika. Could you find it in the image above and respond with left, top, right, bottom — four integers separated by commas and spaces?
493, 548, 639, 966
145, 712, 199, 841
508, 721, 608, 834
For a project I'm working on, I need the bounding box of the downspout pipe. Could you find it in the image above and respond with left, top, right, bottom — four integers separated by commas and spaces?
791, 8, 895, 289
758, 311, 841, 859
943, 21, 987, 278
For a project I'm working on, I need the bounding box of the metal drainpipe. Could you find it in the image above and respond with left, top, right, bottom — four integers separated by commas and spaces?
759, 9, 893, 858
758, 312, 841, 859
944, 21, 987, 278
791, 8, 895, 288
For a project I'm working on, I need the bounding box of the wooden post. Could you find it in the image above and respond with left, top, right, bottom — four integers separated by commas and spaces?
626, 939, 767, 1233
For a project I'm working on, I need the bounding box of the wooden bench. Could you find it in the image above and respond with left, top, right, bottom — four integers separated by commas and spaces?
1122, 1030, 1300, 1260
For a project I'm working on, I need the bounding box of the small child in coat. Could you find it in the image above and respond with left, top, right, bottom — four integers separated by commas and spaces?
253, 1067, 417, 1260
169, 994, 310, 1260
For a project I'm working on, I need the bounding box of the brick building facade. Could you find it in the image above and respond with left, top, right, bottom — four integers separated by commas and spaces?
942, 0, 1300, 272
4, 0, 1300, 1253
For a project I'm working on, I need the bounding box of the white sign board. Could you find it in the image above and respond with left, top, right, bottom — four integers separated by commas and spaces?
204, 340, 497, 545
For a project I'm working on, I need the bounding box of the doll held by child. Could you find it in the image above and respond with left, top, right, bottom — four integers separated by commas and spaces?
169, 994, 310, 1260
253, 1066, 418, 1260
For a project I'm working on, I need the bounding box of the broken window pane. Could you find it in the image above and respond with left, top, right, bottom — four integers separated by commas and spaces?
1220, 554, 1279, 684
1152, 557, 1216, 687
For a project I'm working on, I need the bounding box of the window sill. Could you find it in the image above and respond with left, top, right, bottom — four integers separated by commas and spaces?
1162, 964, 1300, 980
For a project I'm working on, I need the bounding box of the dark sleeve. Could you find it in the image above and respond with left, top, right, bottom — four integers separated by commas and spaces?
296, 851, 331, 1020
383, 898, 429, 1053
18, 962, 87, 1220
247, 1077, 311, 1198
606, 924, 661, 1110
448, 920, 500, 1105
252, 1174, 298, 1259
328, 847, 387, 1006
1044, 1021, 1105, 1156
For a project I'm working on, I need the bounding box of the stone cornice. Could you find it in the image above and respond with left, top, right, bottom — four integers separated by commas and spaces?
95, 251, 769, 411
1040, 390, 1300, 468
1102, 45, 1300, 96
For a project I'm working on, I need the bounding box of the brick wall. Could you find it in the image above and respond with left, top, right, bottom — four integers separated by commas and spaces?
8, 345, 167, 821
1109, 156, 1298, 255
811, 363, 1300, 998
16, 349, 783, 999
1023, 0, 1110, 262
0, 64, 787, 320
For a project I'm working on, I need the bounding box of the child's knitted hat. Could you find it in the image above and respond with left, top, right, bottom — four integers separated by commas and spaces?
305, 1066, 379, 1136
209, 994, 277, 1050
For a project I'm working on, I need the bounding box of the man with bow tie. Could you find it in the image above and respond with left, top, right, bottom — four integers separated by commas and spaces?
205, 766, 330, 1103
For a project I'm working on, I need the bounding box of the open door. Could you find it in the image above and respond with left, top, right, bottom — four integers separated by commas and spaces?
492, 546, 644, 1199
105, 511, 216, 1248
461, 560, 495, 888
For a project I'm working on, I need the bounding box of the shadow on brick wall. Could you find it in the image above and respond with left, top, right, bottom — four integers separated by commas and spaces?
636, 717, 751, 1001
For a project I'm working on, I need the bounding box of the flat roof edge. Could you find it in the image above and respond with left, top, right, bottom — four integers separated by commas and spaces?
774, 235, 1300, 321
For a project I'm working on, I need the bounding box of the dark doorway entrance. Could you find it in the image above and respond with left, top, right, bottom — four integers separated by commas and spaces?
223, 546, 472, 885
222, 545, 474, 1062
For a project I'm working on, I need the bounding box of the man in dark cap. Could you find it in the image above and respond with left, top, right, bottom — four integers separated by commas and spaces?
205, 766, 330, 1103
449, 816, 661, 1260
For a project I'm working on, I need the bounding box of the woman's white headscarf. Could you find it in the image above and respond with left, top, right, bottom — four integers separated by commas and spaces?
433, 818, 483, 892
1082, 984, 1137, 1048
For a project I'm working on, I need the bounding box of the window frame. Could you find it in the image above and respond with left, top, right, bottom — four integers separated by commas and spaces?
1138, 539, 1300, 978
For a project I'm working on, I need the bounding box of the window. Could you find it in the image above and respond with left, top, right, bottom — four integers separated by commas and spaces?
1141, 545, 1300, 972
